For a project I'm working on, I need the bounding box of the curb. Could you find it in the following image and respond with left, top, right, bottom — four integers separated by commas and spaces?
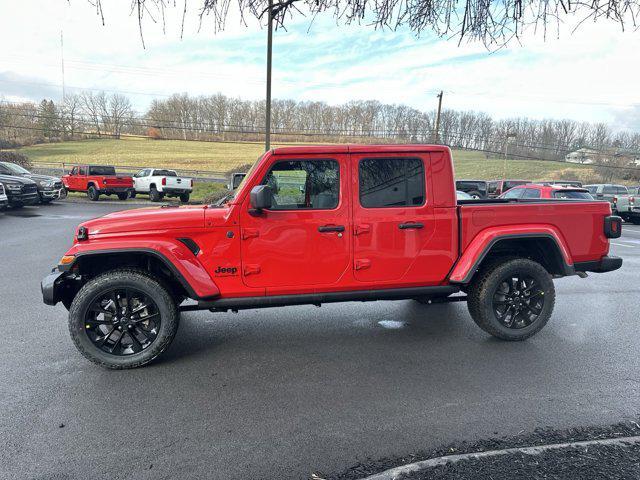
359, 435, 640, 480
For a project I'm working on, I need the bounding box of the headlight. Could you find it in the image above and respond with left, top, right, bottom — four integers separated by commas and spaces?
39, 180, 55, 188
6, 184, 21, 191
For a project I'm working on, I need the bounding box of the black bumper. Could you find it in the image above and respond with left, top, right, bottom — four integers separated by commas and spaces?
41, 270, 65, 305
98, 187, 132, 195
8, 192, 39, 206
163, 188, 191, 195
574, 256, 623, 274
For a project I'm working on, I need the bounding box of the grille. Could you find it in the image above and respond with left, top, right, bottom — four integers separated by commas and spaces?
22, 184, 37, 194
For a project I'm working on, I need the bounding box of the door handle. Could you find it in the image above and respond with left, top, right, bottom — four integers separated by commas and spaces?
318, 225, 345, 233
399, 222, 424, 230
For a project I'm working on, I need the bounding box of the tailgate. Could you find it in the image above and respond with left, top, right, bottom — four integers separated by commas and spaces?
166, 177, 191, 189
104, 176, 133, 187
458, 201, 612, 264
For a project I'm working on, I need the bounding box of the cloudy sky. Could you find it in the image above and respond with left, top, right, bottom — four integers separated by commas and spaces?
0, 0, 639, 130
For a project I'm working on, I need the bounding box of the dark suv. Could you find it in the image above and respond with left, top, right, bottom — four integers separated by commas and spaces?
0, 174, 39, 207
455, 180, 488, 199
0, 162, 66, 204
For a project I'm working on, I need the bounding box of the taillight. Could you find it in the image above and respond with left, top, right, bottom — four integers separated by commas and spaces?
103, 179, 107, 185
162, 177, 167, 186
613, 196, 618, 204
630, 196, 635, 205
604, 215, 622, 239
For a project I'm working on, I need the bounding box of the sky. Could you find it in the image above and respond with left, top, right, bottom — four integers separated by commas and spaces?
0, 0, 639, 131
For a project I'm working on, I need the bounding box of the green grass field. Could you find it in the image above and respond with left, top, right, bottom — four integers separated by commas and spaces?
17, 137, 597, 182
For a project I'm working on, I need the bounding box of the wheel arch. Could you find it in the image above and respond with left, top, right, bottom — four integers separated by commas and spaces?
450, 230, 574, 284
61, 246, 219, 305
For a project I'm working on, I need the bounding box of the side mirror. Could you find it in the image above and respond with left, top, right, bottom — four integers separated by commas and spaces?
250, 185, 272, 212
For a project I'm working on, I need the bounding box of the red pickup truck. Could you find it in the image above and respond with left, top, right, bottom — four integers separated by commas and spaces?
42, 145, 622, 369
63, 165, 133, 201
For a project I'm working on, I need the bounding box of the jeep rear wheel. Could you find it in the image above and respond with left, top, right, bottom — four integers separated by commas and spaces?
68, 270, 179, 369
467, 258, 555, 341
179, 193, 190, 203
87, 186, 100, 201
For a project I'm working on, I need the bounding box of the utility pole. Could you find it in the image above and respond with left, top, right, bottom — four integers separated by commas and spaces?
264, 0, 273, 152
433, 91, 443, 144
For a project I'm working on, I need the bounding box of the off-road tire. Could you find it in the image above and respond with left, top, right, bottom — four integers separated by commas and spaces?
467, 258, 555, 341
149, 186, 161, 202
87, 185, 100, 201
179, 193, 190, 203
68, 269, 179, 369
130, 191, 137, 199
117, 192, 129, 201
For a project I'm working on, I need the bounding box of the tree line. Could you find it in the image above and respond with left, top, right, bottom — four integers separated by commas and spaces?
1, 92, 639, 165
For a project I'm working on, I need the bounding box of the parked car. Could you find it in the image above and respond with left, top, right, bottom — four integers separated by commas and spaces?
63, 165, 134, 202
228, 172, 247, 191
455, 180, 488, 199
0, 182, 8, 211
487, 179, 531, 197
132, 168, 193, 203
42, 144, 622, 369
499, 184, 593, 200
583, 184, 637, 222
0, 174, 39, 208
0, 161, 66, 204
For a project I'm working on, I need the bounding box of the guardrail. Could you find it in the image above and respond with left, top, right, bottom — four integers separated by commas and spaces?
30, 161, 230, 183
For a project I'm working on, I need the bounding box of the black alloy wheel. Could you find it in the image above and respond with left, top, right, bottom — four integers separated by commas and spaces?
492, 274, 545, 329
84, 288, 161, 356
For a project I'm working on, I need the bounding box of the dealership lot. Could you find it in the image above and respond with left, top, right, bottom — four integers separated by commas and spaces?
1, 202, 639, 480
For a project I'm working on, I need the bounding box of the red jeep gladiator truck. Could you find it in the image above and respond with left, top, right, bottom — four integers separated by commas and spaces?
42, 145, 622, 369
62, 165, 133, 201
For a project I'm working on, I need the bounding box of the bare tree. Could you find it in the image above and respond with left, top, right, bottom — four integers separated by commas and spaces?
86, 0, 640, 47
62, 94, 82, 139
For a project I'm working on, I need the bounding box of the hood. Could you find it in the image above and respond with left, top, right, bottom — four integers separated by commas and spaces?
81, 205, 207, 236
0, 174, 37, 185
23, 173, 61, 184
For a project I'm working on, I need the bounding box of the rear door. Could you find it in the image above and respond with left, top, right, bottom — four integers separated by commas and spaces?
351, 153, 440, 284
77, 166, 88, 190
239, 154, 351, 291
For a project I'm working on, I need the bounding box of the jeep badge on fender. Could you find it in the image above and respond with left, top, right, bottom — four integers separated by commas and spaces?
215, 266, 238, 276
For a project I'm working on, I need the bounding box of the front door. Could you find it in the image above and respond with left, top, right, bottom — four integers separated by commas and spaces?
239, 154, 351, 291
351, 153, 438, 285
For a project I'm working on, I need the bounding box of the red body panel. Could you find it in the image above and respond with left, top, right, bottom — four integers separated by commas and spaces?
59, 145, 615, 301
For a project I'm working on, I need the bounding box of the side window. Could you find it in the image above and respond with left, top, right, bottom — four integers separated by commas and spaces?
503, 188, 524, 199
136, 169, 147, 177
603, 185, 616, 194
70, 166, 78, 175
359, 157, 425, 208
78, 167, 87, 175
262, 159, 339, 210
617, 186, 628, 195
522, 188, 541, 199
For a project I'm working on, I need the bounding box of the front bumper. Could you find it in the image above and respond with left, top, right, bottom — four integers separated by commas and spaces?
41, 270, 65, 306
574, 255, 623, 274
7, 191, 39, 206
39, 187, 67, 200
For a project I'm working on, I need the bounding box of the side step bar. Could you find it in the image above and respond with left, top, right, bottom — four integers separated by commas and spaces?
180, 285, 461, 312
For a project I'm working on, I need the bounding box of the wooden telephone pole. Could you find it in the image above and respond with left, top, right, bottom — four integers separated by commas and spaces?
434, 91, 443, 144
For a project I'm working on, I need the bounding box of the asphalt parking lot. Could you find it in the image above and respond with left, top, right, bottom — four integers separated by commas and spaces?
1, 201, 639, 480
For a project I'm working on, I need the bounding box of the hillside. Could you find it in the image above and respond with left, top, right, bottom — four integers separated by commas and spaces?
17, 137, 596, 181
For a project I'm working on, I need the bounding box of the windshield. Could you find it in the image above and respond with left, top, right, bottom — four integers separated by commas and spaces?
0, 162, 30, 174
89, 166, 116, 175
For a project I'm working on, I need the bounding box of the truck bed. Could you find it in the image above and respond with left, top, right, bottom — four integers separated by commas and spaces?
457, 199, 612, 265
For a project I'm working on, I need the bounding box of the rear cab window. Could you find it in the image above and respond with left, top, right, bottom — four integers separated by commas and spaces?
359, 157, 425, 208
89, 166, 116, 176
553, 190, 593, 199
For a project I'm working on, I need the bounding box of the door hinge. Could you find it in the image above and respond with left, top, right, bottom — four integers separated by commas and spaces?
354, 224, 371, 236
243, 264, 261, 276
354, 259, 371, 270
242, 228, 260, 240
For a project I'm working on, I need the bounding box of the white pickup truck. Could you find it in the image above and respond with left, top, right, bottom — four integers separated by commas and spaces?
132, 168, 193, 203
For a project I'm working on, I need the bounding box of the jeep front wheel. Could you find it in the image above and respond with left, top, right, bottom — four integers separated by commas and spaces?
68, 270, 179, 369
467, 258, 555, 341
87, 186, 100, 201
